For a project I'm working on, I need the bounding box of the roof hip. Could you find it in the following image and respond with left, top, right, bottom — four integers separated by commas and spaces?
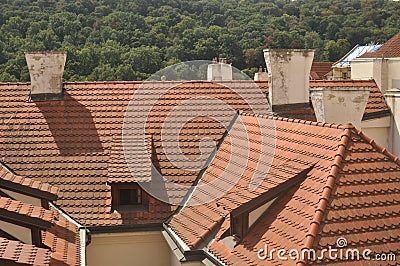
297, 127, 352, 265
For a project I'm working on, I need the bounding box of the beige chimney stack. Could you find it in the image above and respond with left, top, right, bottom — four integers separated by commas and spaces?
25, 51, 67, 101
207, 58, 233, 81
264, 49, 314, 109
310, 87, 370, 129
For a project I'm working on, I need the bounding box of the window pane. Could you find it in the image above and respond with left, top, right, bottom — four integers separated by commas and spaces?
120, 189, 132, 205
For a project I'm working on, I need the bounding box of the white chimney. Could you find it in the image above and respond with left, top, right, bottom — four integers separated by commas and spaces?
310, 87, 370, 129
254, 67, 268, 81
264, 49, 314, 108
373, 58, 389, 94
25, 51, 67, 101
207, 58, 232, 81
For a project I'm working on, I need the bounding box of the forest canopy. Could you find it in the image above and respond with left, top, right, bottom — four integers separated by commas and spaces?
0, 0, 399, 81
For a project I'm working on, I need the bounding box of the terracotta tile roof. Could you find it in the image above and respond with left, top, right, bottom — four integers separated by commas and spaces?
0, 81, 270, 226
0, 204, 80, 266
43, 205, 80, 266
0, 165, 80, 265
0, 163, 58, 201
310, 62, 333, 79
0, 79, 390, 227
314, 130, 400, 265
108, 136, 152, 183
0, 237, 51, 265
359, 32, 400, 58
0, 196, 55, 228
167, 112, 400, 265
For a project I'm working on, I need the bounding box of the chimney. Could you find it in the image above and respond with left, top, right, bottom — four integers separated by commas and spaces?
254, 66, 268, 81
310, 86, 370, 129
372, 58, 389, 94
207, 58, 233, 81
25, 51, 67, 101
264, 49, 314, 109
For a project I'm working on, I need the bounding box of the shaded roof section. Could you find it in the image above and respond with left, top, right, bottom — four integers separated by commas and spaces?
167, 113, 400, 265
0, 166, 80, 265
0, 237, 51, 266
42, 205, 80, 266
0, 163, 58, 201
310, 62, 333, 79
360, 32, 400, 58
333, 44, 381, 67
0, 196, 55, 229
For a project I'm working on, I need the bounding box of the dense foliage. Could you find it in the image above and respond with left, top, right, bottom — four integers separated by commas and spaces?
0, 0, 399, 81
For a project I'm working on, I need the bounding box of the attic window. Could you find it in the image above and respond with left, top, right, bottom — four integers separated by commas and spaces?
111, 183, 148, 212
119, 188, 141, 205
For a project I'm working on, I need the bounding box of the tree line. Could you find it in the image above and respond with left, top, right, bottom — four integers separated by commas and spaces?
0, 0, 399, 81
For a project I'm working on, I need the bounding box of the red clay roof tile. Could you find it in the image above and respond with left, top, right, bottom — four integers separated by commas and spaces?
0, 163, 58, 201
0, 79, 391, 228
167, 112, 400, 265
0, 237, 51, 265
0, 196, 55, 227
360, 32, 400, 58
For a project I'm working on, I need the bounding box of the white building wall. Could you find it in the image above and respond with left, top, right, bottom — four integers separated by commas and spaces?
87, 231, 171, 266
0, 220, 32, 244
361, 116, 391, 149
351, 60, 374, 80
388, 59, 400, 89
0, 188, 42, 207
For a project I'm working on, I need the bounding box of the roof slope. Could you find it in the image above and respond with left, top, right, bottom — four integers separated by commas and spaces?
0, 81, 270, 226
0, 237, 51, 266
310, 62, 333, 79
0, 164, 80, 266
0, 163, 58, 201
0, 196, 55, 227
333, 44, 381, 67
168, 113, 400, 265
315, 130, 400, 265
42, 206, 81, 266
360, 32, 400, 58
0, 80, 390, 226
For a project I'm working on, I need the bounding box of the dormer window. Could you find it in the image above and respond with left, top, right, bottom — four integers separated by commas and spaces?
111, 183, 148, 212
119, 188, 141, 205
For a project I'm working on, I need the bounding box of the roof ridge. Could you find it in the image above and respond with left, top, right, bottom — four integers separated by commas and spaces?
296, 127, 352, 265
333, 44, 359, 65
0, 195, 55, 226
355, 129, 400, 165
0, 162, 59, 199
0, 82, 30, 86
238, 111, 349, 130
